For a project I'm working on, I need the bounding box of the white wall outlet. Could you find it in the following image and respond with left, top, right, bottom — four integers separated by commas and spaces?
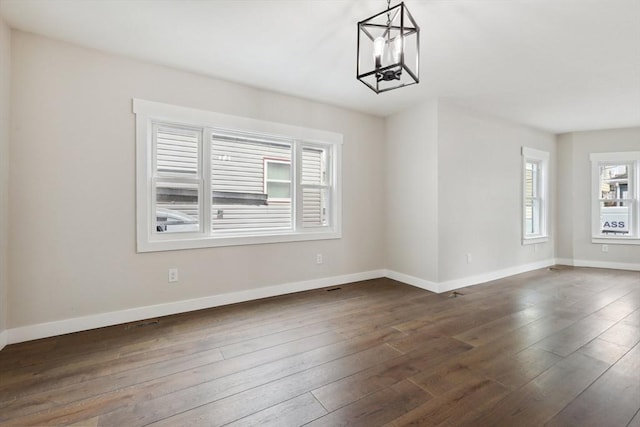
168, 268, 179, 283
316, 253, 323, 264
601, 244, 609, 253
466, 253, 472, 264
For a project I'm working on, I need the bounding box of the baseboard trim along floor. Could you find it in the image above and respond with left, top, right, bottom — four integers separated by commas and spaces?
3, 257, 638, 346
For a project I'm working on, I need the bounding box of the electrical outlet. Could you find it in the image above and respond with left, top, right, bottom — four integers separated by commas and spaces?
168, 268, 179, 283
601, 244, 609, 253
316, 253, 323, 264
466, 253, 472, 264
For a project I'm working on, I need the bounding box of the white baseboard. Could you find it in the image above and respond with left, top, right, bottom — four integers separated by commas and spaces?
5, 257, 636, 347
385, 270, 439, 293
6, 269, 386, 345
561, 258, 640, 271
385, 259, 556, 294
437, 259, 557, 293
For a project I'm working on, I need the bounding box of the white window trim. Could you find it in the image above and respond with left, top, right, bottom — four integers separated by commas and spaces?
590, 151, 640, 245
522, 147, 550, 245
134, 99, 343, 252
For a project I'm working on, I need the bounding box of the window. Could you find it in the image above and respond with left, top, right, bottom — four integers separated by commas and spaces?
522, 147, 549, 244
302, 146, 330, 227
134, 99, 342, 252
590, 152, 640, 244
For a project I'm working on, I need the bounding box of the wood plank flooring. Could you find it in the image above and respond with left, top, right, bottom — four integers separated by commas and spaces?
0, 266, 639, 426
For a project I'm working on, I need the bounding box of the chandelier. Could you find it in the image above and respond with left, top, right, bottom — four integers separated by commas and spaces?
357, 1, 420, 94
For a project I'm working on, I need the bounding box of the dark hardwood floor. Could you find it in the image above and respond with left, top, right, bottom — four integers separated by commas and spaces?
0, 266, 639, 426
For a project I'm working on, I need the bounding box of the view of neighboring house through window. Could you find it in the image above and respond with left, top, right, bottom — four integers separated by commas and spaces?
302, 147, 330, 227
598, 164, 630, 234
264, 159, 292, 202
211, 135, 293, 233
590, 152, 639, 244
522, 147, 549, 244
154, 125, 201, 233
134, 99, 342, 252
524, 160, 541, 236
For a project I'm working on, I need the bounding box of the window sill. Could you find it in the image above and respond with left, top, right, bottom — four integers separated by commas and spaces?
137, 229, 342, 253
592, 237, 640, 246
522, 236, 549, 245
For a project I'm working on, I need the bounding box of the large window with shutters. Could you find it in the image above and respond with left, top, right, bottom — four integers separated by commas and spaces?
134, 99, 342, 252
590, 152, 640, 244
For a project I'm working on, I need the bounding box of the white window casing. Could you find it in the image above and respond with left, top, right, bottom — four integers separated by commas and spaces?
134, 99, 343, 252
522, 147, 550, 245
590, 151, 640, 245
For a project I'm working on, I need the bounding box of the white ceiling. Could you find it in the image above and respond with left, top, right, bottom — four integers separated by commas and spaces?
1, 0, 639, 133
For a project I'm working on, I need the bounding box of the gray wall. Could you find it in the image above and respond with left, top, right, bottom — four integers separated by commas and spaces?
556, 133, 575, 260
3, 27, 638, 339
8, 31, 386, 329
437, 103, 556, 282
0, 16, 10, 342
385, 101, 556, 286
386, 100, 439, 283
556, 127, 640, 265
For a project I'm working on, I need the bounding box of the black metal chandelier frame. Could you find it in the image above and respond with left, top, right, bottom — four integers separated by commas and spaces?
357, 1, 420, 94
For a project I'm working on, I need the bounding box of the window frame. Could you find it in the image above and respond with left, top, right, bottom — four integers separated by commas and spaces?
300, 144, 331, 229
152, 123, 204, 235
590, 152, 640, 245
134, 99, 342, 253
521, 147, 550, 245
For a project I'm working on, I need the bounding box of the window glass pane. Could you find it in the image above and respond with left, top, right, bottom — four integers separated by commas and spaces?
524, 198, 540, 236
265, 161, 291, 200
211, 204, 292, 232
155, 183, 199, 233
302, 147, 327, 185
267, 162, 290, 180
599, 200, 631, 235
211, 135, 292, 232
599, 164, 629, 200
303, 187, 329, 227
525, 161, 539, 198
156, 126, 199, 176
267, 182, 291, 199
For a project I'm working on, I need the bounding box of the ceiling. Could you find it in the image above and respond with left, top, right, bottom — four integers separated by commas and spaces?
1, 0, 639, 134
